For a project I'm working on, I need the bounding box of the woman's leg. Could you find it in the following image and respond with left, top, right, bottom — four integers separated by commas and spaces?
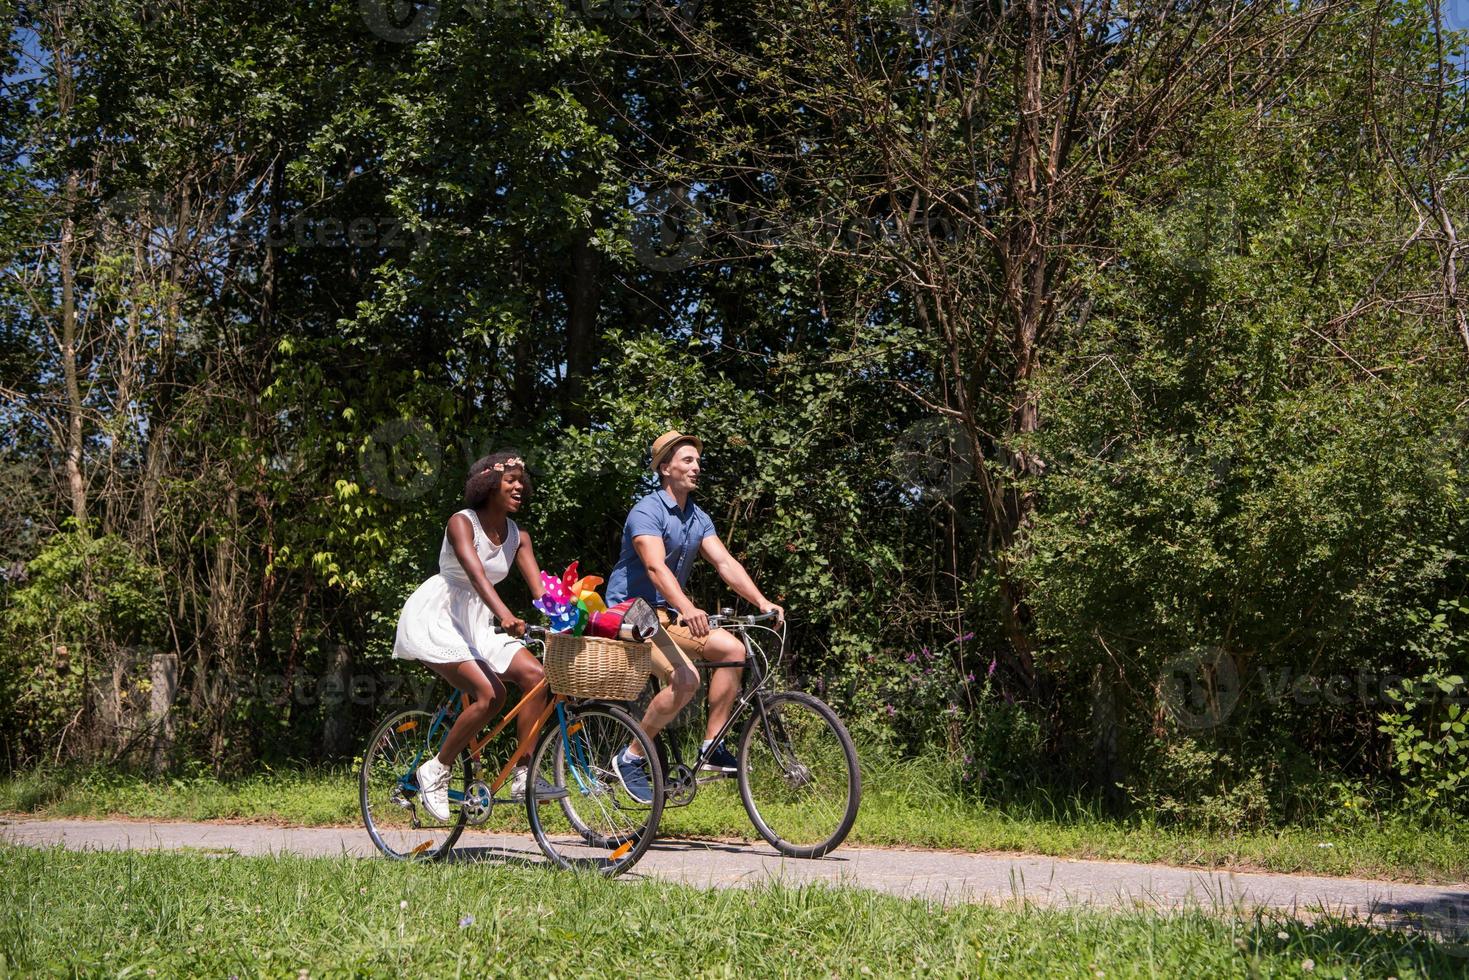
497, 647, 552, 767
424, 660, 506, 766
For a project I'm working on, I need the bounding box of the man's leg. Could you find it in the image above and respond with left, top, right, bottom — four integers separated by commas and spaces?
614, 626, 696, 804
695, 629, 747, 742
626, 626, 697, 759
654, 614, 747, 744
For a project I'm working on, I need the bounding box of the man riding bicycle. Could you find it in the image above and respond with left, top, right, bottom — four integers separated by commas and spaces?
605, 430, 784, 803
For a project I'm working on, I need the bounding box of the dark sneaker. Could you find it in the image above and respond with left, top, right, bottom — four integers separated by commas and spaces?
508, 766, 569, 803
699, 741, 739, 775
612, 749, 654, 804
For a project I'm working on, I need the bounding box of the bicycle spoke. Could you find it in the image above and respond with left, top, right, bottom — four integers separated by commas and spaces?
738, 692, 860, 858
527, 704, 663, 876
360, 708, 468, 861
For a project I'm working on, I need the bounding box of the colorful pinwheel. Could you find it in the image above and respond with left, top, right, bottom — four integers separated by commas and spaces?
533, 562, 611, 635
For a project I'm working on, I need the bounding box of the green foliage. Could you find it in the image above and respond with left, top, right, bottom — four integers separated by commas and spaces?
843, 636, 1049, 801
1123, 738, 1275, 833
1016, 51, 1468, 821
1, 0, 1466, 841
0, 529, 166, 765
1379, 600, 1469, 816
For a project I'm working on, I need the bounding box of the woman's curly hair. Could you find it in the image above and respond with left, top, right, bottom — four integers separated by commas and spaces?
464, 450, 530, 508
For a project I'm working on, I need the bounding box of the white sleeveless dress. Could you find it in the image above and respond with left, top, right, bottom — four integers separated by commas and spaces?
392, 509, 525, 673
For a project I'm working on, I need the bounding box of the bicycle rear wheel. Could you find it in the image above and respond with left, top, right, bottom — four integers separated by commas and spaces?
360, 708, 469, 861
526, 703, 664, 876
737, 691, 860, 858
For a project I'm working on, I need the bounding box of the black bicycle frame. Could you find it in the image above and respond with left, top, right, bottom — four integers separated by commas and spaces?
662, 623, 793, 777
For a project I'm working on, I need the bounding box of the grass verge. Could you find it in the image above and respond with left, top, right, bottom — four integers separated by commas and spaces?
0, 845, 1463, 977
2, 759, 1466, 884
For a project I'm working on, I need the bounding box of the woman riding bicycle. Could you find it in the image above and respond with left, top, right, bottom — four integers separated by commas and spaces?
391, 450, 555, 820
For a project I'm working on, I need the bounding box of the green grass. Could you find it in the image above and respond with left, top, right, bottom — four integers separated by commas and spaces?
0, 845, 1462, 977
0, 764, 355, 826
3, 757, 1466, 884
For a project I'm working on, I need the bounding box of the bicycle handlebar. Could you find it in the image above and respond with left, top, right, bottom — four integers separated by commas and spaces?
521, 622, 657, 643
706, 608, 783, 629
522, 609, 778, 641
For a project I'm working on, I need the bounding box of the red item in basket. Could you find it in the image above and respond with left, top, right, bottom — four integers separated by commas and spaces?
587, 598, 657, 642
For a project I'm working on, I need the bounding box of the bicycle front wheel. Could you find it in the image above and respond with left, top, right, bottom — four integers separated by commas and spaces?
737, 691, 861, 858
526, 703, 664, 876
360, 708, 468, 861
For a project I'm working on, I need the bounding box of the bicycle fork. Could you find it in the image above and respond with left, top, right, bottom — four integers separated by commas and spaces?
557, 703, 599, 796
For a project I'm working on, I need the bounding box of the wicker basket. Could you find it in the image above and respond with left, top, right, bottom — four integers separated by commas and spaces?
543, 632, 652, 700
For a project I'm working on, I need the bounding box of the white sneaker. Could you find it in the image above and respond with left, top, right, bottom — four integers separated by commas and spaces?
508, 766, 569, 803
416, 756, 451, 822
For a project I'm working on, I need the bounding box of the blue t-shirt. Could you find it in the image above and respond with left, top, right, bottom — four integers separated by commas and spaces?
605, 489, 717, 608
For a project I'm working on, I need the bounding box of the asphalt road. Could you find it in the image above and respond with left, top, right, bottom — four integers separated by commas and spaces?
3, 817, 1467, 942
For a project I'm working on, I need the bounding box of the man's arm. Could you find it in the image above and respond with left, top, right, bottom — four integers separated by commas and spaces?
630, 534, 713, 637
700, 535, 783, 623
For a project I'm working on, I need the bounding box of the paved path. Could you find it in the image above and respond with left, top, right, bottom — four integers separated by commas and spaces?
3, 817, 1467, 934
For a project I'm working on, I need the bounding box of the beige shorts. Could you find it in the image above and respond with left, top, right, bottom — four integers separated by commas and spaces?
648, 608, 709, 685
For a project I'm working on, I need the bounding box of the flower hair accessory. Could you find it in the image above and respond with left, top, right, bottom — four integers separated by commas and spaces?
491, 456, 524, 472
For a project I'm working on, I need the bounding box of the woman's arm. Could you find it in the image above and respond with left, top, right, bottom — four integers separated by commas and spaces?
447, 513, 522, 633
514, 529, 545, 600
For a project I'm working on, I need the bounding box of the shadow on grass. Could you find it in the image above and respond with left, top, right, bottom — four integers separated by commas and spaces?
1366, 889, 1469, 956
5, 773, 68, 812
1251, 911, 1469, 970
441, 844, 547, 870
3, 768, 113, 811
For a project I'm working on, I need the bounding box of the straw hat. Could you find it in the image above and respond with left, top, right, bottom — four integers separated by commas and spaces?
649, 430, 703, 472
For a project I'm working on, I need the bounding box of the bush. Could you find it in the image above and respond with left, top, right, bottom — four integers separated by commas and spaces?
850, 635, 1050, 799
0, 528, 167, 767
1377, 600, 1469, 819
1122, 735, 1274, 832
